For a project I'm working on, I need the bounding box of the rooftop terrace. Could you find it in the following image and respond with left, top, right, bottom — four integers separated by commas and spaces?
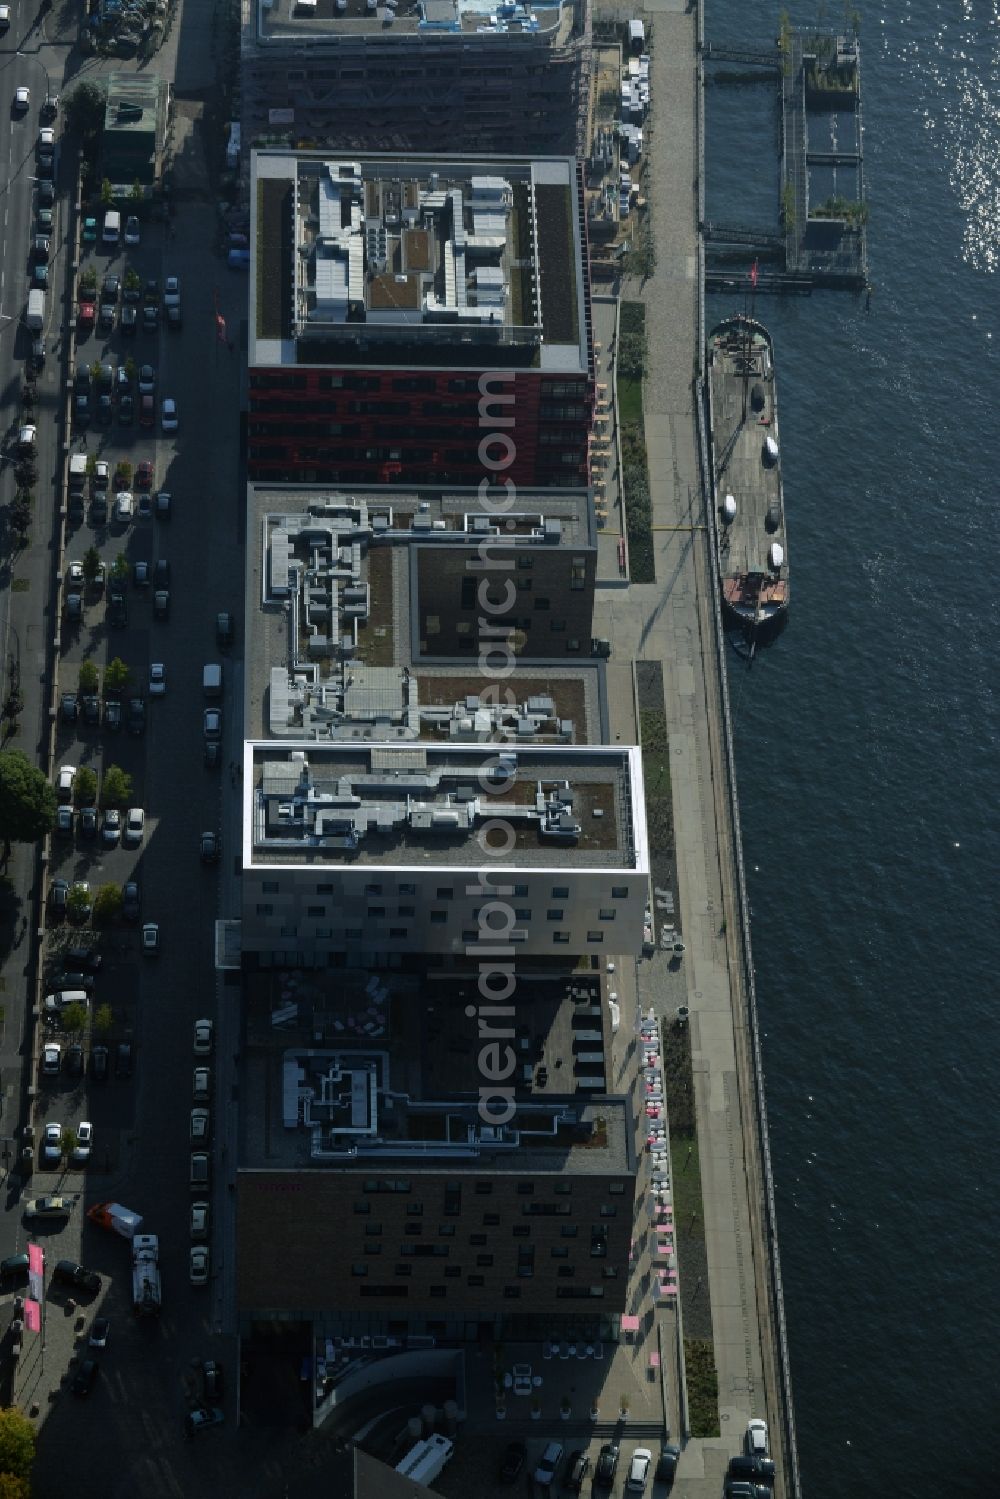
254, 0, 571, 45
243, 743, 644, 868
244, 484, 601, 743
251, 150, 588, 371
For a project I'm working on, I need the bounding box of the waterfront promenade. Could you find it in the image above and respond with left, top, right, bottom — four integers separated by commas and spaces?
593, 0, 794, 1493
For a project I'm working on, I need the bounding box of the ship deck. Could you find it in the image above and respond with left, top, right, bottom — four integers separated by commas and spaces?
708, 319, 787, 610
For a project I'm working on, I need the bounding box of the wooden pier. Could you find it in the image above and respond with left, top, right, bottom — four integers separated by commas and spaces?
701, 28, 868, 294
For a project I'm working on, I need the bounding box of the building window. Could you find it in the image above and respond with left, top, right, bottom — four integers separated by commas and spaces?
436, 886, 453, 899
587, 931, 604, 944
512, 1224, 530, 1238
439, 1225, 456, 1237
444, 1266, 461, 1279
553, 933, 570, 945
255, 904, 273, 917
476, 1254, 494, 1267
555, 1182, 572, 1195
552, 886, 569, 899
351, 1264, 368, 1277
406, 1203, 423, 1217
599, 908, 616, 922
317, 883, 333, 894
364, 883, 382, 896
345, 928, 362, 939
546, 909, 564, 921
503, 1285, 521, 1298
599, 1205, 617, 1218
484, 1214, 500, 1227
517, 556, 533, 570
571, 559, 587, 590
561, 1225, 578, 1238
602, 1266, 619, 1279
515, 909, 532, 922
400, 882, 416, 895
551, 619, 566, 632
389, 927, 407, 939
475, 1181, 492, 1195
364, 1244, 382, 1255
364, 1224, 382, 1236
262, 881, 279, 894
354, 1202, 371, 1215
551, 1246, 569, 1259
404, 1223, 422, 1236
395, 1265, 412, 1277
307, 906, 325, 917
398, 905, 415, 918
568, 639, 581, 652
534, 597, 550, 611
609, 1182, 626, 1195
367, 906, 385, 919
513, 884, 528, 897
612, 885, 628, 899
470, 1233, 487, 1246
558, 1266, 575, 1278
430, 1285, 446, 1298
468, 1275, 485, 1287
430, 911, 447, 925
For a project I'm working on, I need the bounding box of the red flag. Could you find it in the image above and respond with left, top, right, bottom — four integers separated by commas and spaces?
750, 260, 759, 289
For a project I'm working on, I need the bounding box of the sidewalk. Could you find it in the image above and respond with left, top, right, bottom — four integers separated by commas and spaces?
593, 2, 778, 1494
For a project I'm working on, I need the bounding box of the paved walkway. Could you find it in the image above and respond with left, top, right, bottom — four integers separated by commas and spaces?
593, 3, 781, 1495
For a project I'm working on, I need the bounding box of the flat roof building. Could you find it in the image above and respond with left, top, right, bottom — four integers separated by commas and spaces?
244, 484, 602, 746
249, 150, 595, 488
240, 741, 647, 963
237, 966, 635, 1330
241, 0, 586, 157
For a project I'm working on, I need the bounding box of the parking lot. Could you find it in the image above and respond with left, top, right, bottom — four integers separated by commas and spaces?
7, 188, 254, 1492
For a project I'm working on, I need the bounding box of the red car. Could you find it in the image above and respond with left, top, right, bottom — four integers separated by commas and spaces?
135, 460, 154, 490
139, 395, 155, 429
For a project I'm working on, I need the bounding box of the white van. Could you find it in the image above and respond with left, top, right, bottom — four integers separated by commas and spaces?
43, 989, 90, 1016
395, 1436, 453, 1485
202, 663, 222, 698
102, 209, 121, 246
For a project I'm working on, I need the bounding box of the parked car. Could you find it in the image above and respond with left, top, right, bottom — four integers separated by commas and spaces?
72, 1359, 99, 1397
90, 1045, 109, 1083
101, 809, 121, 847
203, 708, 222, 741
626, 1448, 652, 1493
149, 663, 166, 697
161, 397, 178, 432
190, 1201, 210, 1240
47, 878, 69, 918
115, 1042, 133, 1078
193, 1019, 214, 1055
745, 1420, 769, 1459
125, 807, 145, 844
533, 1444, 564, 1489
139, 394, 155, 427
190, 1108, 210, 1143
595, 1445, 620, 1487
42, 1122, 62, 1166
124, 215, 140, 246
56, 764, 76, 801
565, 1451, 591, 1494
89, 1317, 111, 1349
24, 1195, 71, 1221
189, 1246, 210, 1286
72, 1121, 93, 1165
185, 1407, 224, 1438
498, 1442, 526, 1484
141, 922, 160, 955
200, 831, 219, 863
42, 1042, 61, 1075
122, 881, 141, 921
53, 1260, 101, 1294
190, 1152, 210, 1189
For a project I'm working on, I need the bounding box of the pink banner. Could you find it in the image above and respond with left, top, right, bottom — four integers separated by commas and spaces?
27, 1244, 44, 1304
23, 1299, 40, 1334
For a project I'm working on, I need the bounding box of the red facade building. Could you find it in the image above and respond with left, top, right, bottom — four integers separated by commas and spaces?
248, 150, 595, 488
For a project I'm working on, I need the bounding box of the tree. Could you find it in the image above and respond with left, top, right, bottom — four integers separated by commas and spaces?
66, 884, 91, 923
100, 764, 131, 807
129, 179, 143, 204
61, 1128, 78, 1156
104, 658, 130, 694
61, 1004, 87, 1036
74, 767, 98, 806
0, 1408, 35, 1482
124, 356, 137, 382
93, 1002, 114, 1034
80, 266, 97, 292
82, 548, 102, 587
110, 553, 129, 582
90, 360, 102, 383
0, 750, 55, 848
100, 177, 114, 207
78, 658, 99, 693
93, 883, 122, 925
0, 1472, 31, 1499
124, 268, 141, 293
64, 81, 105, 143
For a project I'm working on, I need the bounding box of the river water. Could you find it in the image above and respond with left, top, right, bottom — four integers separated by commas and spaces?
705, 4, 1000, 1494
